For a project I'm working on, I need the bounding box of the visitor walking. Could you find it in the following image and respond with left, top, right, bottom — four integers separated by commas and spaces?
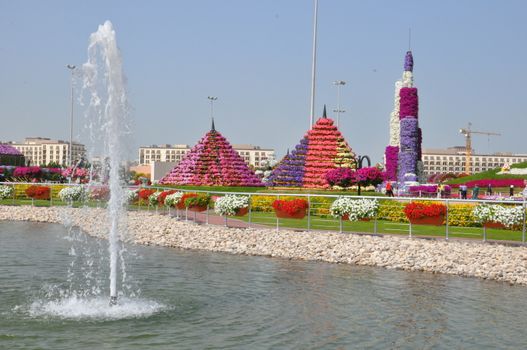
487, 184, 492, 195
385, 182, 394, 197
472, 185, 480, 200
510, 185, 514, 197
460, 184, 468, 199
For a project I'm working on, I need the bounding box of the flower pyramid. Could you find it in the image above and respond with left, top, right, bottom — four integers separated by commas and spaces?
268, 107, 356, 188
159, 121, 264, 187
384, 51, 423, 182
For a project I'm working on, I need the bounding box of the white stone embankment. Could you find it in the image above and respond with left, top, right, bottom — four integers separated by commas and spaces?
2, 205, 527, 285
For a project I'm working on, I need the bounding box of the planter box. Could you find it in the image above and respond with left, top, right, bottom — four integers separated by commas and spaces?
176, 202, 186, 210
275, 208, 306, 219
408, 215, 444, 226
188, 205, 208, 212
483, 221, 506, 229
232, 207, 249, 217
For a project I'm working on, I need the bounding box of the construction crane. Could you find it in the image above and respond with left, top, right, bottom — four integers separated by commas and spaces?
459, 123, 501, 174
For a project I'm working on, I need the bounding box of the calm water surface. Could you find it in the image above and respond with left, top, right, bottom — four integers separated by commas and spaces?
1, 221, 526, 349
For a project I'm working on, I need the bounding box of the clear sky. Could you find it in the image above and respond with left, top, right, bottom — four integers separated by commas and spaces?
1, 0, 526, 163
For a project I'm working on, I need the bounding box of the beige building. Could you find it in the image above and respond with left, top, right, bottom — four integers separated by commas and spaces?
138, 143, 275, 168
422, 146, 527, 175
9, 137, 86, 166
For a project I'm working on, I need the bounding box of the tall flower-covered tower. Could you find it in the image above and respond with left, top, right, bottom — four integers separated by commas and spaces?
159, 121, 264, 187
384, 51, 422, 182
268, 106, 356, 188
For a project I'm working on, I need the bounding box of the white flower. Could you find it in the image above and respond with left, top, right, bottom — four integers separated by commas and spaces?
0, 185, 14, 199
402, 71, 414, 87
473, 204, 524, 228
330, 197, 379, 221
389, 80, 402, 146
148, 191, 162, 206
164, 192, 183, 207
214, 195, 249, 216
125, 188, 139, 203
58, 186, 87, 202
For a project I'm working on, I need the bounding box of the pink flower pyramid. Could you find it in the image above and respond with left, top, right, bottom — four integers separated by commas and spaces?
159, 124, 263, 187
269, 106, 356, 189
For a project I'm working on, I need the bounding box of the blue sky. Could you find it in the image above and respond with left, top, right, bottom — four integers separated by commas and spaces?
1, 0, 526, 162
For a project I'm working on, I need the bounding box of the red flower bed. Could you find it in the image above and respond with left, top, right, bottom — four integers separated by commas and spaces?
272, 199, 308, 216
404, 202, 446, 220
137, 188, 156, 200
25, 185, 51, 200
157, 190, 177, 205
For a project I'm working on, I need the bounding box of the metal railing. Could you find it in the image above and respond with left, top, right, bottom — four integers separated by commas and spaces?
1, 181, 526, 244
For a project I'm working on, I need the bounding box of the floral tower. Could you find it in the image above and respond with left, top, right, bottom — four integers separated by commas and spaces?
384, 51, 423, 182
268, 106, 356, 189
159, 120, 264, 187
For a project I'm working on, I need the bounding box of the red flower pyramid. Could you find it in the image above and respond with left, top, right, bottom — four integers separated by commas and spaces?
269, 106, 356, 189
159, 121, 264, 187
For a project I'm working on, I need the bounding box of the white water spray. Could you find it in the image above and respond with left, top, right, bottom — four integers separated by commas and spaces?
82, 21, 129, 304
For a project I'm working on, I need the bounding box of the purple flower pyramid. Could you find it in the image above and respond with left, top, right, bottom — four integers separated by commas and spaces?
384, 50, 423, 182
159, 122, 264, 187
266, 137, 308, 187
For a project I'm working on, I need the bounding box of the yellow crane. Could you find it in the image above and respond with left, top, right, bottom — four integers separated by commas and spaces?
459, 123, 500, 174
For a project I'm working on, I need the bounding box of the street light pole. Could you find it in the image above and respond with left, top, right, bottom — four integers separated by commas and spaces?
207, 96, 218, 129
309, 0, 319, 128
66, 64, 76, 167
332, 80, 346, 127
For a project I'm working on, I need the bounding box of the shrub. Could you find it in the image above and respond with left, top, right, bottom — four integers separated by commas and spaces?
25, 185, 51, 200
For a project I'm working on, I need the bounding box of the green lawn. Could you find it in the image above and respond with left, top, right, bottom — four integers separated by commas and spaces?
236, 211, 526, 242
447, 161, 527, 185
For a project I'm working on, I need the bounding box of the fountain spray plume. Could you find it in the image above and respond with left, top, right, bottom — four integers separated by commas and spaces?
82, 21, 130, 306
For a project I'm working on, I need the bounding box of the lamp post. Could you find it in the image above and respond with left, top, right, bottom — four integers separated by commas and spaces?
207, 96, 218, 128
356, 154, 371, 196
309, 0, 319, 128
332, 80, 346, 127
66, 64, 76, 167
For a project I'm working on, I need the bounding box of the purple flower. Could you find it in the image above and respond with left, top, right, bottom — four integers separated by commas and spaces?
399, 87, 418, 118
404, 51, 414, 72
0, 144, 22, 155
384, 146, 398, 181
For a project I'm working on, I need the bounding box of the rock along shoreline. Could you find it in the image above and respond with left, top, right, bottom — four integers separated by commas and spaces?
2, 205, 527, 286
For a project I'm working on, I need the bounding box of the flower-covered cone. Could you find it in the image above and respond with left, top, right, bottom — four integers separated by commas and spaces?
159, 129, 263, 187
269, 115, 356, 188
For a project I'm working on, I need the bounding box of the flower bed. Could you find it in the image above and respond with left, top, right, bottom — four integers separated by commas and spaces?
0, 185, 14, 199
148, 192, 162, 206
404, 202, 446, 225
472, 204, 524, 229
330, 197, 379, 221
214, 195, 250, 216
272, 198, 308, 219
164, 192, 184, 208
183, 193, 211, 212
25, 185, 51, 200
89, 186, 110, 201
58, 186, 87, 203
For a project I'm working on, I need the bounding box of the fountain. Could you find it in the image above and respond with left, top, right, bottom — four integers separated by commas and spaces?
82, 20, 129, 306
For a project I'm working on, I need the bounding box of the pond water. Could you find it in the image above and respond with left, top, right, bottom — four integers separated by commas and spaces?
1, 221, 526, 349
